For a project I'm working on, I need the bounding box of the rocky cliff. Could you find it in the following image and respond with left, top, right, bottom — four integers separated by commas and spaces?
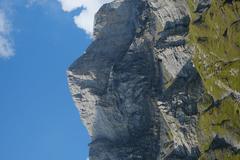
67, 0, 240, 159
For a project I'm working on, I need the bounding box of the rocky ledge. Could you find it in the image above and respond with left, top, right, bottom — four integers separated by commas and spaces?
67, 0, 240, 159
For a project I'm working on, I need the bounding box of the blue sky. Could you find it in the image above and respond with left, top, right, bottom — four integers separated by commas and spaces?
0, 0, 100, 160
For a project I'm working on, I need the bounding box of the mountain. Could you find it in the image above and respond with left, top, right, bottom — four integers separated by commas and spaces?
67, 0, 240, 159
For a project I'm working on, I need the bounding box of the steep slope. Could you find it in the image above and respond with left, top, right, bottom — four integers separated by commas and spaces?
67, 0, 240, 159
188, 0, 240, 159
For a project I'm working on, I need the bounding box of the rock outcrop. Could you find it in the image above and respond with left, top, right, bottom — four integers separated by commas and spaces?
67, 0, 240, 159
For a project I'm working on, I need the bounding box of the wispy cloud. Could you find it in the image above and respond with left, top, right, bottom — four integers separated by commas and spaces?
58, 0, 113, 35
0, 9, 14, 58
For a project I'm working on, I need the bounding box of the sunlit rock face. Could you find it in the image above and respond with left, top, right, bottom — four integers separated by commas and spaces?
67, 0, 240, 159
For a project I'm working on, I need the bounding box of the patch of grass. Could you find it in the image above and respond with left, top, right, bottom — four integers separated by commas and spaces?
187, 1, 240, 158
187, 0, 240, 100
197, 94, 240, 155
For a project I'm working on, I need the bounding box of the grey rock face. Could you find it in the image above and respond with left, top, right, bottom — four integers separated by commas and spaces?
67, 0, 204, 159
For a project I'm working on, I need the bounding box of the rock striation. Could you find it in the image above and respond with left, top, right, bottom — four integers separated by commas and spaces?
67, 0, 240, 159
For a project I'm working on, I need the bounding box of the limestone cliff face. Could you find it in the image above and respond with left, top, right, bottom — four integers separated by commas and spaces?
67, 0, 240, 159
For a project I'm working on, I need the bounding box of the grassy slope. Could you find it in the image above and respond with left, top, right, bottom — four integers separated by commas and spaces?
187, 0, 240, 159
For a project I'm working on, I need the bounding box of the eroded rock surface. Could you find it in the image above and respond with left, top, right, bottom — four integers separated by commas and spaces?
67, 0, 240, 159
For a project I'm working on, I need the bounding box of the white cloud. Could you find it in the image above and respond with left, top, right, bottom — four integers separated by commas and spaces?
58, 0, 113, 35
0, 9, 14, 58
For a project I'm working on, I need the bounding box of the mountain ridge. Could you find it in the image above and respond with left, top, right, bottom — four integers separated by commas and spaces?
67, 0, 240, 159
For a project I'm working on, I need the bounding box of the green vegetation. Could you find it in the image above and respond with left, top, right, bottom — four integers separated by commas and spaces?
187, 1, 240, 159
198, 95, 240, 150
187, 0, 240, 99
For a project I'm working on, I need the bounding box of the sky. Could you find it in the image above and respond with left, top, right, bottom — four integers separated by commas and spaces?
0, 0, 112, 160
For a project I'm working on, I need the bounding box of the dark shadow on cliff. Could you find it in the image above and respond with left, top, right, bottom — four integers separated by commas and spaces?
68, 1, 207, 159
158, 60, 204, 160
84, 58, 205, 160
